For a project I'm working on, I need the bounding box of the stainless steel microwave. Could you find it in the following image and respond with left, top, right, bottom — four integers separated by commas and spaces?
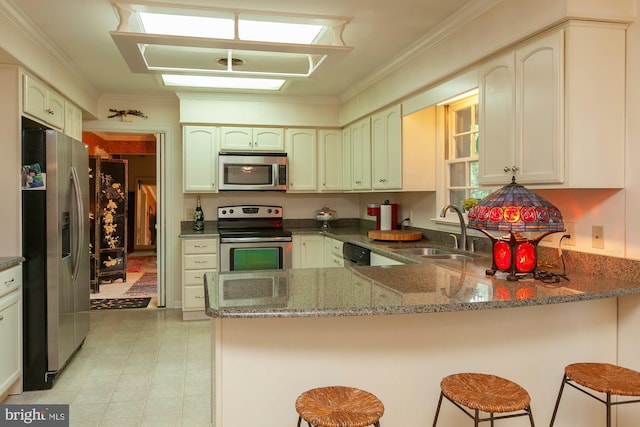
218, 153, 287, 191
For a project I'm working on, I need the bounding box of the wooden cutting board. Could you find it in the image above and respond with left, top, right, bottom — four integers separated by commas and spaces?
368, 229, 423, 242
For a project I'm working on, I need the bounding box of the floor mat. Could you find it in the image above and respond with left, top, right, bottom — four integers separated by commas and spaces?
91, 297, 151, 310
125, 272, 157, 296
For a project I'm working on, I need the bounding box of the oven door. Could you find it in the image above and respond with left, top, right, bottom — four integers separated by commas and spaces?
219, 239, 292, 272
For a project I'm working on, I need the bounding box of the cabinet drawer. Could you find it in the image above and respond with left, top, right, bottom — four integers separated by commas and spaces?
184, 254, 217, 270
331, 239, 343, 257
183, 285, 206, 310
184, 269, 215, 286
0, 266, 21, 300
184, 239, 218, 254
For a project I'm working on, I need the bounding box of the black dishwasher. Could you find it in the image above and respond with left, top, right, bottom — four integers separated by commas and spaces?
342, 242, 371, 266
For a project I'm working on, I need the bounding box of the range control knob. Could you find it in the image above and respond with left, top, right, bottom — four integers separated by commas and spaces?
274, 209, 280, 215
267, 208, 272, 214
229, 209, 234, 214
221, 209, 227, 215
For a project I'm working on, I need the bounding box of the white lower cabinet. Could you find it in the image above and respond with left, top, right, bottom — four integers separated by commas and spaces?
292, 235, 325, 268
324, 237, 344, 267
0, 264, 22, 400
182, 238, 218, 320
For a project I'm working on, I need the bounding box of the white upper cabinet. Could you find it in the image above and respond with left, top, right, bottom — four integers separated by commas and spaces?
183, 126, 218, 192
348, 117, 372, 191
318, 129, 342, 192
286, 128, 317, 192
371, 104, 402, 190
64, 101, 83, 141
23, 74, 65, 129
220, 126, 284, 152
341, 127, 352, 191
479, 21, 625, 188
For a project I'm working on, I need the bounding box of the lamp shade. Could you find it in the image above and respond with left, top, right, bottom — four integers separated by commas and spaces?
467, 177, 564, 233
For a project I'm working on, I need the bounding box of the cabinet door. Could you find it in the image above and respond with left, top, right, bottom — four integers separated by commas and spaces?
318, 129, 342, 192
293, 235, 325, 268
253, 128, 285, 151
371, 105, 402, 190
515, 30, 563, 184
0, 291, 20, 396
183, 126, 217, 192
47, 90, 65, 129
350, 118, 371, 191
220, 127, 253, 150
478, 51, 516, 185
286, 128, 317, 192
64, 101, 83, 140
23, 75, 64, 129
341, 127, 352, 191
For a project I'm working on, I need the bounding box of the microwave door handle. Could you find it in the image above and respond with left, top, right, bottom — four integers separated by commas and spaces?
272, 163, 278, 185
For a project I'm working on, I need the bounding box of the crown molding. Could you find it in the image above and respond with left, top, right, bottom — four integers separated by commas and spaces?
340, 0, 503, 102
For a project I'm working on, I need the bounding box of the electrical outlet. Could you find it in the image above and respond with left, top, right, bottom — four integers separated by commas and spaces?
592, 225, 604, 249
186, 207, 194, 219
564, 222, 576, 246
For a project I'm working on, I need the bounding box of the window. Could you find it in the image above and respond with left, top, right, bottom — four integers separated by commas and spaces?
444, 94, 489, 210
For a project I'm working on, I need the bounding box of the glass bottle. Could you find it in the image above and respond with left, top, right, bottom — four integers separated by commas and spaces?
194, 196, 204, 231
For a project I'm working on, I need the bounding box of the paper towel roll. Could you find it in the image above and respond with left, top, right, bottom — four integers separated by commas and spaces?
380, 205, 392, 230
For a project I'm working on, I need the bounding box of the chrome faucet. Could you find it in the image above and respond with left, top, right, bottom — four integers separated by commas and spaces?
440, 205, 467, 251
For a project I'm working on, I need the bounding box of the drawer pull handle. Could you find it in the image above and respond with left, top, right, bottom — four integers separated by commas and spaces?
194, 245, 209, 248
0, 315, 3, 321
194, 261, 208, 264
195, 296, 204, 299
4, 278, 15, 286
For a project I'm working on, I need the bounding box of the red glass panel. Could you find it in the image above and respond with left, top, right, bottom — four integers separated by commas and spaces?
494, 241, 511, 270
515, 242, 536, 272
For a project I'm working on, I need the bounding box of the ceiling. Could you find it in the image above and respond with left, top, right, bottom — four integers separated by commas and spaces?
6, 0, 483, 100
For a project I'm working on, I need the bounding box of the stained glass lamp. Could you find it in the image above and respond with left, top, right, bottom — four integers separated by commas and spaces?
467, 177, 564, 281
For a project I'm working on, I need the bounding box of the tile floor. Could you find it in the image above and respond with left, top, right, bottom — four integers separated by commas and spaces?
5, 308, 212, 427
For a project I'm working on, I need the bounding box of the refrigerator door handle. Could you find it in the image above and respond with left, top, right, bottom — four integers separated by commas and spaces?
70, 166, 85, 281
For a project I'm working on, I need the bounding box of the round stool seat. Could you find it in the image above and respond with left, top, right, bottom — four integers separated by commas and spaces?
440, 373, 531, 413
295, 386, 384, 427
565, 362, 640, 396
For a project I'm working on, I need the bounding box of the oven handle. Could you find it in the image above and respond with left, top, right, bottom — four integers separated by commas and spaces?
220, 236, 292, 243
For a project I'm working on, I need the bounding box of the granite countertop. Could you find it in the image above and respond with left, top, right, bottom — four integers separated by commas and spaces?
0, 257, 25, 271
204, 245, 640, 318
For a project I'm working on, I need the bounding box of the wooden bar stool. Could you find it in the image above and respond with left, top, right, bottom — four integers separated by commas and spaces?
550, 362, 640, 427
432, 372, 535, 426
295, 386, 384, 427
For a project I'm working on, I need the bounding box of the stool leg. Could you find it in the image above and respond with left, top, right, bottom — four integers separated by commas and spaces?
474, 408, 480, 427
296, 416, 302, 427
432, 391, 445, 427
489, 412, 494, 427
527, 406, 535, 427
549, 373, 568, 426
606, 392, 611, 427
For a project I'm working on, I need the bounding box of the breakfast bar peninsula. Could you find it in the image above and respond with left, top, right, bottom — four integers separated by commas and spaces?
204, 251, 640, 427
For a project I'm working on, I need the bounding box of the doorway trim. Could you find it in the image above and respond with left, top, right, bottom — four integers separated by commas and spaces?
82, 121, 174, 308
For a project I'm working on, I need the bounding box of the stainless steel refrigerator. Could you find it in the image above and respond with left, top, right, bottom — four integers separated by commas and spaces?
21, 122, 90, 391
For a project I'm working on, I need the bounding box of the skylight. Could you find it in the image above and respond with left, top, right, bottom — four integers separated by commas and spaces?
111, 4, 352, 91
162, 75, 285, 90
139, 13, 323, 45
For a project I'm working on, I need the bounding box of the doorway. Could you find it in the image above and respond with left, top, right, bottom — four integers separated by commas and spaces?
84, 131, 161, 307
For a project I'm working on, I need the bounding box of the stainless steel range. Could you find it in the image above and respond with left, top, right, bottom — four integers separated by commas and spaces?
218, 205, 292, 272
